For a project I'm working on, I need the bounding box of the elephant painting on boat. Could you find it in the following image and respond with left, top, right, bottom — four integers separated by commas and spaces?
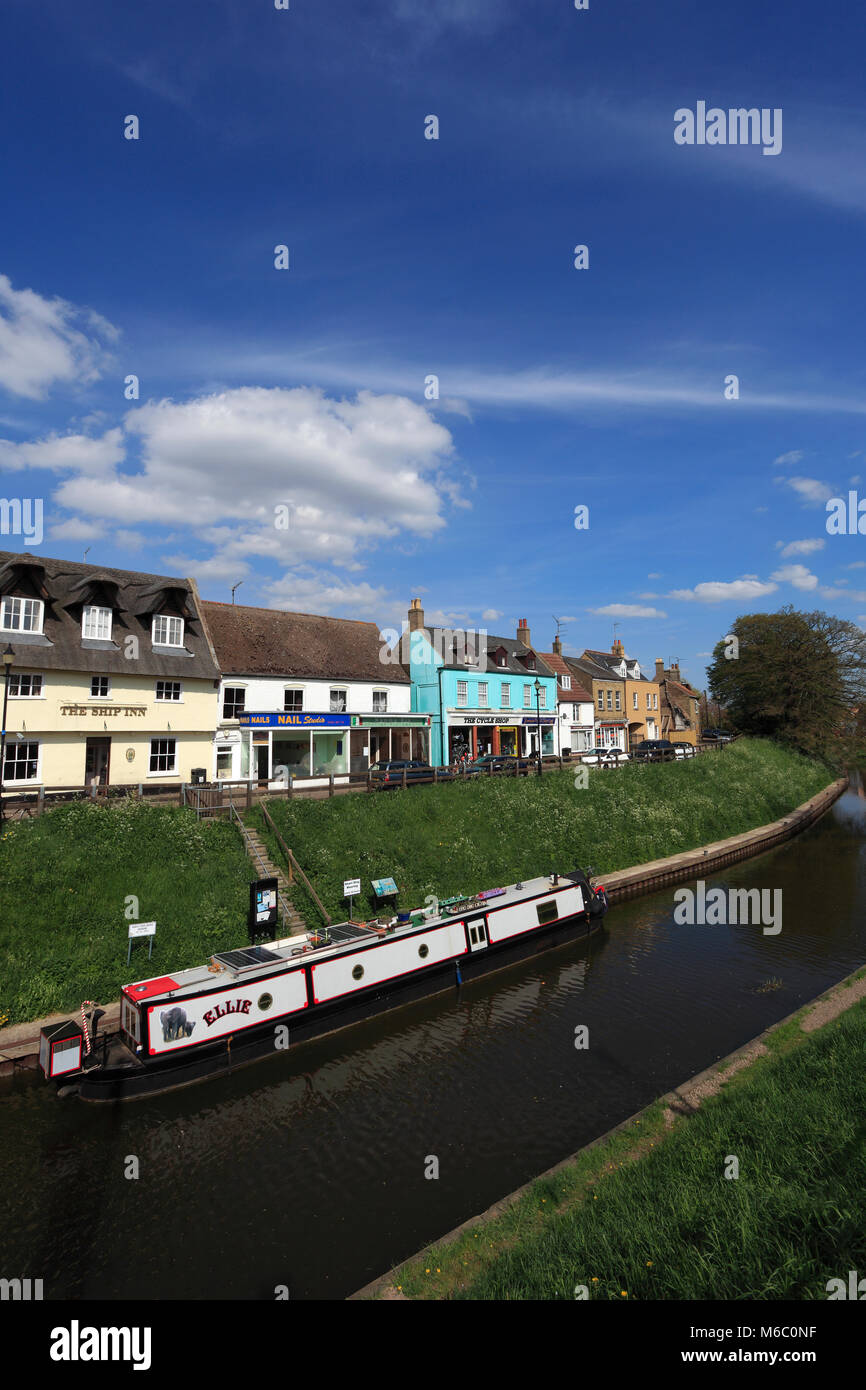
160, 1006, 195, 1042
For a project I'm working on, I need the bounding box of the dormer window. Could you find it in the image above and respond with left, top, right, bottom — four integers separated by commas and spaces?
82, 604, 112, 641
526, 654, 536, 671
562, 674, 571, 689
1, 595, 43, 633
152, 614, 184, 647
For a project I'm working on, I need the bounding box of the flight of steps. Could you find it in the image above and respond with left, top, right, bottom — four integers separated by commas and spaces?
242, 827, 308, 937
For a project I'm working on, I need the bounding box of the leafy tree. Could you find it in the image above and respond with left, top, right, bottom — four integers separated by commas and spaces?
706, 607, 866, 758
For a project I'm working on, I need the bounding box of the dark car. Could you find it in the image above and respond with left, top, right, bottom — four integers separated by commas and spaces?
631, 739, 683, 762
369, 759, 452, 788
702, 728, 733, 742
465, 754, 534, 776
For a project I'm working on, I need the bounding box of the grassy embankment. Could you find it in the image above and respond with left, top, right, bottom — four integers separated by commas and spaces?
0, 799, 255, 1025
249, 738, 834, 929
0, 739, 834, 1026
382, 983, 866, 1300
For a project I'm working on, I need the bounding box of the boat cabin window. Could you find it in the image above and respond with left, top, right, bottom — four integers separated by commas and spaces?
467, 923, 486, 946
120, 998, 141, 1044
536, 900, 559, 925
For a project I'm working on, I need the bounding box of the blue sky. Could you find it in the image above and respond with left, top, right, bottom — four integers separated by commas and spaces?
2, 0, 866, 689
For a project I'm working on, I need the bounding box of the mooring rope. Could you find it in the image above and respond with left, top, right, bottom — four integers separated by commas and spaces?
80, 1000, 98, 1054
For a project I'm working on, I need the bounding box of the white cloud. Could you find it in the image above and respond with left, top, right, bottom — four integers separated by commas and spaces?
670, 579, 779, 603
113, 528, 146, 551
589, 603, 667, 619
0, 275, 117, 400
48, 516, 105, 541
647, 572, 660, 579
32, 387, 459, 575
0, 428, 125, 475
818, 586, 866, 601
777, 538, 825, 558
638, 591, 659, 599
774, 449, 804, 466
482, 608, 503, 621
776, 476, 835, 505
847, 561, 866, 570
770, 563, 819, 591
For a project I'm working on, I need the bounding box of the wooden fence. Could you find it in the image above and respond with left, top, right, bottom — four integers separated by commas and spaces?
0, 738, 734, 819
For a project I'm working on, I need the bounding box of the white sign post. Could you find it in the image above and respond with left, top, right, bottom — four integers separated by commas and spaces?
127, 921, 156, 966
343, 878, 361, 921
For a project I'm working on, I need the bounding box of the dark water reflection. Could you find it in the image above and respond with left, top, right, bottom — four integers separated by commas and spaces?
2, 779, 865, 1300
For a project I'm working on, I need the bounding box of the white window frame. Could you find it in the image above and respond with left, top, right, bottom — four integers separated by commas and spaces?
2, 738, 40, 782
561, 674, 571, 689
90, 675, 111, 699
606, 690, 612, 710
457, 680, 468, 708
615, 690, 621, 711
633, 691, 638, 709
283, 687, 303, 712
8, 671, 44, 698
148, 737, 177, 776
539, 686, 547, 709
478, 682, 488, 709
1, 596, 43, 634
329, 688, 347, 713
372, 690, 388, 713
152, 614, 184, 647
82, 605, 112, 641
155, 680, 182, 702
501, 683, 511, 708
223, 686, 246, 719
524, 684, 532, 709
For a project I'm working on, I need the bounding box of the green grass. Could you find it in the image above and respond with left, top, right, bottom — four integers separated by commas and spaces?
0, 798, 256, 1025
250, 738, 834, 928
391, 999, 866, 1300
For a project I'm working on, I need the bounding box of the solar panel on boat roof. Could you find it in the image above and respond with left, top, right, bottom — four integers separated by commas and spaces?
213, 946, 282, 972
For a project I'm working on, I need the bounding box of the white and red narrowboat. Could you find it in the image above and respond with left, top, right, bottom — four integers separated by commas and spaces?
41, 867, 609, 1101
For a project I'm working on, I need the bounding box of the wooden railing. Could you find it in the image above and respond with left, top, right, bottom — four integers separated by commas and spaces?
259, 802, 332, 926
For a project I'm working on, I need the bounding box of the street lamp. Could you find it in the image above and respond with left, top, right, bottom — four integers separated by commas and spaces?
534, 678, 543, 777
0, 644, 15, 825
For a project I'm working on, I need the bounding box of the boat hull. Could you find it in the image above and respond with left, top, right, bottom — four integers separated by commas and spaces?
69, 905, 606, 1101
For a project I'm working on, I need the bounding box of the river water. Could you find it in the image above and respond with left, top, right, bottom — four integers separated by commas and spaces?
2, 779, 865, 1300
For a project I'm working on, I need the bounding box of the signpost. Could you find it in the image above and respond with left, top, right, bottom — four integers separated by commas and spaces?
343, 876, 361, 921
127, 921, 156, 967
249, 878, 279, 941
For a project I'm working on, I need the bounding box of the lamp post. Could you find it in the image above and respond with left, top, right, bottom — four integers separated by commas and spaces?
0, 644, 15, 825
534, 678, 543, 777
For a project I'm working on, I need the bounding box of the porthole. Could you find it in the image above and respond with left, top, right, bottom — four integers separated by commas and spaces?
418, 943, 429, 959
352, 964, 364, 980
258, 993, 273, 1012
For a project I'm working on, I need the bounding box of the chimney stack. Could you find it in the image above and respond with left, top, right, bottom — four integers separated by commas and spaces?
655, 658, 665, 681
552, 634, 562, 656
517, 618, 532, 648
612, 638, 625, 657
671, 659, 681, 681
408, 597, 425, 632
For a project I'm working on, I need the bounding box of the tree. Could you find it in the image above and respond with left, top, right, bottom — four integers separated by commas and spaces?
706, 607, 866, 758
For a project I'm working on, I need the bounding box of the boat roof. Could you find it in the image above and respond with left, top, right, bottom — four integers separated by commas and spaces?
122, 871, 585, 1004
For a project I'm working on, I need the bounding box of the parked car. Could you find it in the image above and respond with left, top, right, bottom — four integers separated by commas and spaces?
580, 745, 630, 768
369, 759, 454, 788
701, 728, 733, 742
631, 739, 685, 762
465, 753, 534, 776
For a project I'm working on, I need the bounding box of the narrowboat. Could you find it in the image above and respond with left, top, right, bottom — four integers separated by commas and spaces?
41, 867, 609, 1101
